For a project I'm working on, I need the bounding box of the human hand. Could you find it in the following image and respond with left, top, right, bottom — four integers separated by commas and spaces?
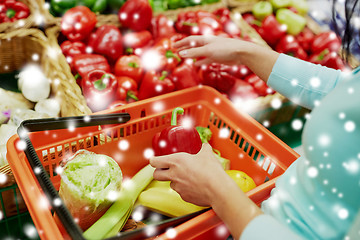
174, 35, 256, 66
149, 143, 230, 206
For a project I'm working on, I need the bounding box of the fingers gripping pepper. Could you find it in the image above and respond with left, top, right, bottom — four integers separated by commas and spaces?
81, 70, 118, 112
152, 107, 202, 156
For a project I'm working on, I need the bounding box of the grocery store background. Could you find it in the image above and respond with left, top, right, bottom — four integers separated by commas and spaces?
0, 0, 358, 239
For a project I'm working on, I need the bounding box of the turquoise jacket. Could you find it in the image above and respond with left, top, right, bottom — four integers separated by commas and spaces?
241, 54, 360, 240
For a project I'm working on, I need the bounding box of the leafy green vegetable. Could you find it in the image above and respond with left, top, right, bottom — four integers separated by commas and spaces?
196, 126, 212, 143
59, 149, 123, 231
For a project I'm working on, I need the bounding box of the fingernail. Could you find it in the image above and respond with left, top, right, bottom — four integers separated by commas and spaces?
179, 50, 187, 57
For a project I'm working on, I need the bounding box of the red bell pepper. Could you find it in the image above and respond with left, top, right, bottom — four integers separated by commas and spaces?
60, 40, 87, 57
0, 0, 30, 23
118, 0, 152, 31
296, 27, 315, 53
242, 13, 261, 32
87, 25, 123, 63
322, 51, 346, 70
171, 62, 200, 90
258, 15, 287, 48
72, 54, 110, 79
311, 31, 341, 54
227, 79, 259, 102
245, 74, 274, 96
175, 10, 223, 36
81, 70, 118, 112
115, 76, 139, 102
199, 63, 237, 93
123, 30, 153, 50
152, 107, 202, 156
309, 49, 329, 65
275, 35, 308, 60
150, 14, 176, 39
61, 6, 97, 42
213, 8, 231, 25
137, 71, 175, 100
114, 55, 143, 83
229, 65, 252, 80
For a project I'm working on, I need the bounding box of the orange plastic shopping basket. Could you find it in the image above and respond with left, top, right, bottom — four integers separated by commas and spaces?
6, 86, 299, 240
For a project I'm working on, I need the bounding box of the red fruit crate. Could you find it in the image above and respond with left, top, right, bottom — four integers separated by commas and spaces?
6, 86, 299, 240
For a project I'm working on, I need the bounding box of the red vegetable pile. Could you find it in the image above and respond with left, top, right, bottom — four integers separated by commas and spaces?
60, 2, 275, 112
243, 4, 347, 71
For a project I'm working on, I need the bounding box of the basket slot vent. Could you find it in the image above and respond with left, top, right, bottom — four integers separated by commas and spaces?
138, 122, 143, 133
262, 158, 271, 171
243, 142, 250, 153
239, 138, 245, 148
264, 176, 270, 183
257, 155, 265, 166
140, 109, 146, 118
126, 126, 131, 136
230, 130, 235, 141
132, 124, 137, 135
119, 128, 124, 137
234, 134, 240, 144
268, 163, 276, 175
248, 146, 255, 158
217, 119, 223, 129
253, 150, 260, 162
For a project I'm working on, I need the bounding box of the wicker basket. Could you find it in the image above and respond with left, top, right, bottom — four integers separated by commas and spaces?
0, 0, 55, 33
226, 0, 258, 10
0, 28, 91, 117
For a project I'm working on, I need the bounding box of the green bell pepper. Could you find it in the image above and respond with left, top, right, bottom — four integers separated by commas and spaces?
50, 0, 107, 16
107, 0, 126, 11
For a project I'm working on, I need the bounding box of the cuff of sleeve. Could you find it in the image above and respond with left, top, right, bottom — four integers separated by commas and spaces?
267, 54, 341, 109
240, 214, 304, 240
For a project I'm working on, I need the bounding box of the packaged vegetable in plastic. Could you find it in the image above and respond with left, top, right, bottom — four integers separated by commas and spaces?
59, 149, 123, 231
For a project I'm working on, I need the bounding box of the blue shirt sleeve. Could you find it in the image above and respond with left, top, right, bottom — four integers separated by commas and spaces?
267, 54, 344, 110
240, 214, 304, 240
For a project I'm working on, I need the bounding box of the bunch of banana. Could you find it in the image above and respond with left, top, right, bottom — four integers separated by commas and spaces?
136, 180, 206, 217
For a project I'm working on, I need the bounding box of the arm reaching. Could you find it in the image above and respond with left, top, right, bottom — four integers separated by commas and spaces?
174, 35, 279, 83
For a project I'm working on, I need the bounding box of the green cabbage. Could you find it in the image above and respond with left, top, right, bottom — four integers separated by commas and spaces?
59, 149, 123, 230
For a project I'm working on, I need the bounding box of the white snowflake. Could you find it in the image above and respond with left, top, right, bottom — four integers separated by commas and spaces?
0, 173, 7, 186
338, 208, 349, 219
271, 98, 282, 109
165, 228, 177, 239
307, 166, 318, 178
143, 148, 154, 159
219, 128, 230, 139
118, 140, 130, 151
24, 223, 38, 239
318, 134, 331, 147
344, 121, 356, 132
310, 77, 321, 88
291, 119, 303, 131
